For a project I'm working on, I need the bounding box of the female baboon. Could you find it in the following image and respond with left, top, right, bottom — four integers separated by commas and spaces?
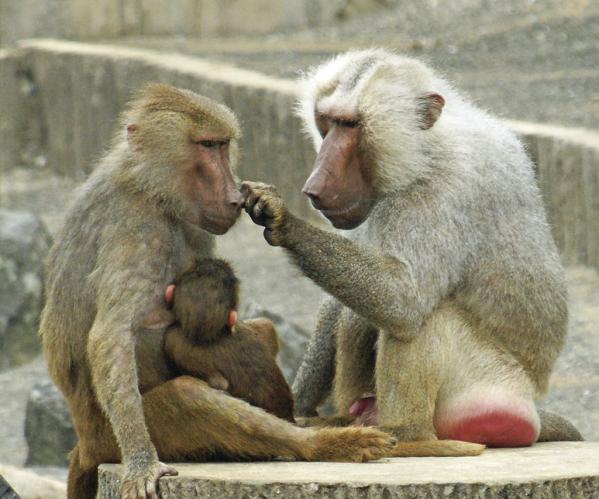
40, 84, 395, 499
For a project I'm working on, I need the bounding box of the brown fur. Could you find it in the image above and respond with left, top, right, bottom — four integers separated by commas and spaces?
296, 416, 484, 457
40, 84, 394, 499
163, 259, 295, 422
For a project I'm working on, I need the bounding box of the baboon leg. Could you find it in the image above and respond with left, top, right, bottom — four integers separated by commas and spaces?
376, 326, 440, 441
334, 309, 377, 415
68, 376, 395, 499
68, 408, 120, 499
376, 304, 538, 448
433, 310, 540, 447
68, 445, 100, 499
143, 376, 393, 463
295, 415, 356, 428
142, 376, 307, 460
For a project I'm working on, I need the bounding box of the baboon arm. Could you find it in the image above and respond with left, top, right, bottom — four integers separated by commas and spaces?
292, 296, 342, 416
164, 328, 215, 377
88, 230, 173, 467
283, 218, 425, 339
244, 182, 467, 341
88, 309, 157, 464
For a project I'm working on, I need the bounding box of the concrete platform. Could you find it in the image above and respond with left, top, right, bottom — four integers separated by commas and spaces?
98, 442, 599, 498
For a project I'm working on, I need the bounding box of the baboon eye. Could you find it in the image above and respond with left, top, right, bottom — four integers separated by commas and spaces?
195, 139, 230, 148
333, 118, 359, 128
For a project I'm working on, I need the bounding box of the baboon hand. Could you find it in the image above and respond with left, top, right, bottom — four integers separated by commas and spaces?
241, 181, 289, 246
121, 460, 178, 499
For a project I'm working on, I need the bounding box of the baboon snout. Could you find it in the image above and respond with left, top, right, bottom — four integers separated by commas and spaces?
228, 189, 244, 209
302, 175, 327, 210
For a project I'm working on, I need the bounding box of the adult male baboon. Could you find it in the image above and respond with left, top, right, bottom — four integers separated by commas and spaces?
243, 49, 582, 447
40, 84, 395, 499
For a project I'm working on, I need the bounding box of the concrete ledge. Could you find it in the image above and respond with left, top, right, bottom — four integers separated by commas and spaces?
3, 39, 315, 220
508, 120, 599, 270
1, 40, 598, 268
98, 442, 599, 498
0, 464, 66, 499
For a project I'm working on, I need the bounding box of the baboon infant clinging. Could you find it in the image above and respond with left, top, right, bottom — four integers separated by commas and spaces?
163, 258, 295, 422
40, 83, 396, 499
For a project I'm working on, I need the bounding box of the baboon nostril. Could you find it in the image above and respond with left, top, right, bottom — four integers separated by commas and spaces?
229, 191, 244, 208
304, 190, 325, 210
303, 188, 319, 202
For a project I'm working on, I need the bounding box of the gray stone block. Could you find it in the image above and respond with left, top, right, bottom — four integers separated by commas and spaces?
0, 474, 19, 499
510, 120, 599, 272
24, 380, 76, 467
0, 209, 51, 371
98, 442, 599, 498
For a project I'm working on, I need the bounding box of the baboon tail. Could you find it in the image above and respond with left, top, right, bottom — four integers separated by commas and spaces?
391, 440, 485, 457
537, 409, 583, 442
68, 445, 99, 499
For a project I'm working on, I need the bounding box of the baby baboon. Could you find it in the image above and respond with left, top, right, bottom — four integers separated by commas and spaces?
40, 84, 395, 499
244, 49, 582, 448
164, 258, 295, 422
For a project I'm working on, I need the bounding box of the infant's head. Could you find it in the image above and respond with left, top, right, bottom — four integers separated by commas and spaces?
173, 259, 239, 341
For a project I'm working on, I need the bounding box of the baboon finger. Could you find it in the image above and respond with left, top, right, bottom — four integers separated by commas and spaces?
243, 191, 260, 213
252, 198, 268, 222
240, 181, 256, 197
264, 228, 276, 245
261, 198, 276, 219
146, 480, 158, 499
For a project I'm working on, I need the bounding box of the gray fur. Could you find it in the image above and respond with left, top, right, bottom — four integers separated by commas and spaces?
292, 296, 342, 416
288, 50, 575, 440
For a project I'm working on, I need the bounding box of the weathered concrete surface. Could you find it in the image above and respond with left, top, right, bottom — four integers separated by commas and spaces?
98, 442, 599, 498
0, 39, 316, 222
2, 40, 599, 264
0, 464, 66, 499
123, 2, 599, 131
508, 120, 599, 271
0, 0, 378, 47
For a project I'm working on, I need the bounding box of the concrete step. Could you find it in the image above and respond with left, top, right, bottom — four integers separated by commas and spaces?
98, 442, 599, 498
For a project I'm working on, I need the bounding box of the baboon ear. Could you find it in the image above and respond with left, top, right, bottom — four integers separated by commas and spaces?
417, 93, 445, 130
126, 123, 142, 152
227, 310, 238, 329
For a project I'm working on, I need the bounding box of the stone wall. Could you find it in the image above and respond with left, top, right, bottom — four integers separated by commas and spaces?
511, 121, 599, 270
0, 0, 351, 47
0, 40, 315, 219
1, 40, 598, 269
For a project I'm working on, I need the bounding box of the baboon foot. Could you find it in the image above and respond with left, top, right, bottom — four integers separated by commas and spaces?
309, 426, 395, 462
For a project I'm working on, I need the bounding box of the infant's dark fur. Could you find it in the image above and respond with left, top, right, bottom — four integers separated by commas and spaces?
164, 259, 294, 422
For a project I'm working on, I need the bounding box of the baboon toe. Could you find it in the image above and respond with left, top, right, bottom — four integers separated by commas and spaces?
311, 426, 394, 462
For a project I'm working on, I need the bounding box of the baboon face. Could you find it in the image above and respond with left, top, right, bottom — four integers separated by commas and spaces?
299, 52, 446, 230
184, 133, 243, 234
126, 84, 244, 235
302, 115, 375, 230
